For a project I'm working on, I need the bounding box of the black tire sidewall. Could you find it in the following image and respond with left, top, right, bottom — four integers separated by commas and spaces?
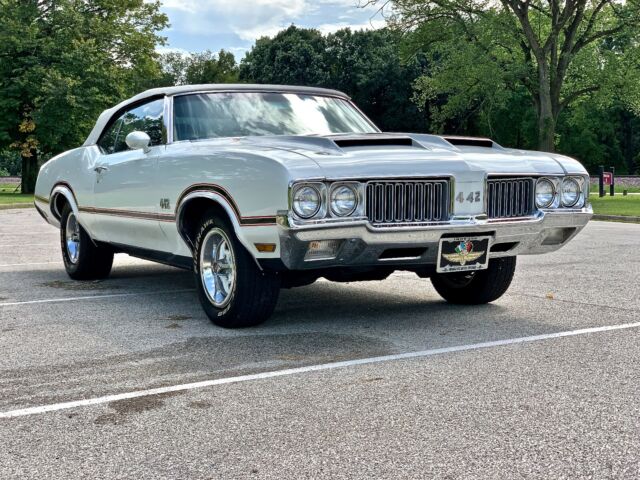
431, 256, 517, 305
193, 212, 280, 328
59, 204, 113, 280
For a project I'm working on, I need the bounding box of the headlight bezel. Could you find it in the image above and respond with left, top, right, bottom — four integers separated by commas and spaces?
329, 183, 359, 217
535, 177, 556, 209
290, 181, 364, 223
534, 175, 587, 210
292, 183, 323, 219
560, 177, 581, 207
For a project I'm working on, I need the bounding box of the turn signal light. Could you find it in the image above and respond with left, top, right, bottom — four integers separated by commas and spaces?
254, 243, 276, 253
304, 240, 342, 261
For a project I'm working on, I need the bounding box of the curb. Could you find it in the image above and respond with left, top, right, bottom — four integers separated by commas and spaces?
0, 203, 34, 211
592, 214, 640, 223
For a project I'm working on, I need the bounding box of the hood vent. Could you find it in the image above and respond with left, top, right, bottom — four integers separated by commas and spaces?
443, 136, 494, 148
333, 137, 414, 148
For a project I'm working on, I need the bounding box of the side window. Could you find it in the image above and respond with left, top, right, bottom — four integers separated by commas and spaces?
97, 98, 165, 154
97, 118, 123, 154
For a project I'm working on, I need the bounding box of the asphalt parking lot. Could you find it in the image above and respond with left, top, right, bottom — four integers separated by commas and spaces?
1, 208, 639, 479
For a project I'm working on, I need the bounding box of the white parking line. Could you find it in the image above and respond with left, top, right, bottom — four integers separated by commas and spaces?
0, 224, 53, 228
0, 289, 194, 307
0, 261, 61, 267
0, 244, 55, 247
2, 320, 639, 419
0, 228, 55, 231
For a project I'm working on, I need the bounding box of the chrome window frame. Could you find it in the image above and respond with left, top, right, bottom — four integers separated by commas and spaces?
96, 95, 168, 154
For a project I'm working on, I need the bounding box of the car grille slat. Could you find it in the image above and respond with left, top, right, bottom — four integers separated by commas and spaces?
487, 178, 535, 219
366, 179, 449, 226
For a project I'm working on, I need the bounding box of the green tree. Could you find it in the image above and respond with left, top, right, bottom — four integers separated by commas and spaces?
240, 26, 429, 132
240, 26, 330, 86
157, 49, 240, 86
0, 149, 21, 176
325, 28, 427, 132
184, 49, 239, 84
382, 0, 640, 151
0, 0, 168, 193
156, 52, 191, 87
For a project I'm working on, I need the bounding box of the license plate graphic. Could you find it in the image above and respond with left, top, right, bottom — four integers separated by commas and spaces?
437, 236, 491, 273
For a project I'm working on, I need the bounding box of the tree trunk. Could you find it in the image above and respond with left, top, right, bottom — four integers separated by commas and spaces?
21, 151, 38, 194
537, 66, 556, 152
538, 113, 556, 152
620, 110, 637, 174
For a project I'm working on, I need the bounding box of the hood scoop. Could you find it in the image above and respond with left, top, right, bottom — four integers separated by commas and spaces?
331, 136, 416, 149
442, 136, 495, 148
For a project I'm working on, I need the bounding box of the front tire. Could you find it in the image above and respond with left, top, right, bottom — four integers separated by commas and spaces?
194, 212, 280, 328
431, 256, 516, 305
60, 204, 113, 280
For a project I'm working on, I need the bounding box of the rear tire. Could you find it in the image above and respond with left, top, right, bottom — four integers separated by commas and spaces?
60, 204, 113, 280
194, 211, 280, 328
431, 256, 516, 304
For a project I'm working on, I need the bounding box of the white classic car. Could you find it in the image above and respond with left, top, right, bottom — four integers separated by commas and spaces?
34, 84, 592, 327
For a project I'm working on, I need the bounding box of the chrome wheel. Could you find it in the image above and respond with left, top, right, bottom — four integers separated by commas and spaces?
65, 212, 81, 264
200, 228, 236, 308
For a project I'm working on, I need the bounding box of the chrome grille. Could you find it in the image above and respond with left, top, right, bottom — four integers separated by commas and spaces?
365, 180, 449, 225
487, 178, 535, 219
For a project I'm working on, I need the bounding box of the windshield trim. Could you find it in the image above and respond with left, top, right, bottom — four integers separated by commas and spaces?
166, 90, 380, 144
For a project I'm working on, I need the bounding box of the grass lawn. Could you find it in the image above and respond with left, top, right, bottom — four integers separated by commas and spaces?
0, 182, 21, 193
590, 184, 640, 194
589, 195, 640, 217
0, 183, 33, 205
0, 193, 33, 204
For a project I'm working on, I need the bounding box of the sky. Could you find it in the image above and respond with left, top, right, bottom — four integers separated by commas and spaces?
157, 0, 387, 58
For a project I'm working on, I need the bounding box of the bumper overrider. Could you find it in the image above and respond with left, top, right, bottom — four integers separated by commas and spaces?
272, 207, 593, 271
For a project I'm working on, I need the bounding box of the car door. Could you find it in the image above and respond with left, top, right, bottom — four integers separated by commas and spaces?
91, 97, 170, 251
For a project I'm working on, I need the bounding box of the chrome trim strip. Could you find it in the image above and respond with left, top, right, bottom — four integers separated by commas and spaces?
170, 89, 351, 100
164, 94, 174, 144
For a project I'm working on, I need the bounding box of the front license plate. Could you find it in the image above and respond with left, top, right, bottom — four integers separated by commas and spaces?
437, 236, 491, 273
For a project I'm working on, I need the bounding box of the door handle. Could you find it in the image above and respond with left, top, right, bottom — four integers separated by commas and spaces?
94, 165, 109, 173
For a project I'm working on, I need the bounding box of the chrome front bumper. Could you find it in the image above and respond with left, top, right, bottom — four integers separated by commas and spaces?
275, 207, 593, 270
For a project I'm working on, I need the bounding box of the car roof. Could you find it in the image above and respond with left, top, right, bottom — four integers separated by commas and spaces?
83, 84, 350, 146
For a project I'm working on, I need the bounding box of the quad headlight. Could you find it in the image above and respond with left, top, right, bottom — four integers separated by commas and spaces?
535, 178, 556, 208
292, 185, 321, 218
561, 177, 581, 207
330, 184, 358, 216
534, 176, 585, 209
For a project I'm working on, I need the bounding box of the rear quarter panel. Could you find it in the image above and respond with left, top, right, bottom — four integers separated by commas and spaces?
35, 147, 99, 230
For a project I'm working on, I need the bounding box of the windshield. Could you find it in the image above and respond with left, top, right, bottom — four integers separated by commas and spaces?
173, 92, 378, 141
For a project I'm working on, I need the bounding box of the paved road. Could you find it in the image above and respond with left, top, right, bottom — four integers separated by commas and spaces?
1, 208, 639, 479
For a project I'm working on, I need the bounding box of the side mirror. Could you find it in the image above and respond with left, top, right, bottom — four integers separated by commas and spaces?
125, 131, 151, 153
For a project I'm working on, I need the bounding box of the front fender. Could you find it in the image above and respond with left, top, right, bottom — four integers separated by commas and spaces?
175, 191, 281, 270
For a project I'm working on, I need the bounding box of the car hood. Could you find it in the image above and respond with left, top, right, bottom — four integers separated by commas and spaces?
237, 133, 587, 180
